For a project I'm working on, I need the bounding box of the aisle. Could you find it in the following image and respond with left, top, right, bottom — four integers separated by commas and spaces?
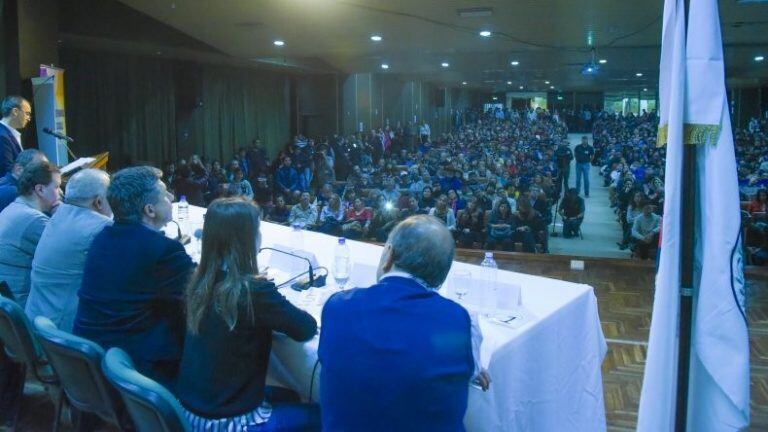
547, 134, 631, 259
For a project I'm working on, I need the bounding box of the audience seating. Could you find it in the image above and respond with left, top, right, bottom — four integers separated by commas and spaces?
34, 316, 132, 431
102, 347, 191, 432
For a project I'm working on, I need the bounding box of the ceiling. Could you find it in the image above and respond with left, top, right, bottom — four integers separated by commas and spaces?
117, 0, 768, 92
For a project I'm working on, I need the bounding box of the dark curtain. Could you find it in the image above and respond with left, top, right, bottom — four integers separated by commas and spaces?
61, 48, 177, 169
61, 48, 290, 169
183, 65, 289, 163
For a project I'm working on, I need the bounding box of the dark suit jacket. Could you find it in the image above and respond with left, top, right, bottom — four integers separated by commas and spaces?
318, 276, 474, 432
73, 222, 194, 387
0, 124, 21, 179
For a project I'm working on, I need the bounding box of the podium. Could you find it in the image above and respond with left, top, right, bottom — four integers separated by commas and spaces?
60, 152, 109, 180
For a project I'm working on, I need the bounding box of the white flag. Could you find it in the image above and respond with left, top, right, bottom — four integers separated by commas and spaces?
636, 0, 686, 430
686, 0, 750, 430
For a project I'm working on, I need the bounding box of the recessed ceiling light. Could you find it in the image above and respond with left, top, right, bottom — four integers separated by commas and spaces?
479, 30, 492, 37
371, 35, 383, 42
441, 62, 450, 68
550, 85, 555, 89
462, 81, 467, 85
273, 40, 285, 46
510, 61, 519, 66
381, 63, 389, 70
643, 88, 648, 92
544, 80, 550, 84
756, 55, 765, 62
599, 59, 607, 64
519, 85, 524, 90
507, 81, 512, 85
492, 96, 498, 101
636, 72, 643, 77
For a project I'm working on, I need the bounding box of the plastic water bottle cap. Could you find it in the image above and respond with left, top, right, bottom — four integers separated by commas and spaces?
485, 252, 493, 258
180, 195, 187, 202
292, 223, 302, 231
338, 238, 346, 245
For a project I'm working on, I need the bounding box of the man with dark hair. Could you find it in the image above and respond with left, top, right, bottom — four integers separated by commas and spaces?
0, 160, 61, 305
319, 215, 475, 431
74, 166, 194, 388
0, 96, 32, 178
0, 149, 48, 212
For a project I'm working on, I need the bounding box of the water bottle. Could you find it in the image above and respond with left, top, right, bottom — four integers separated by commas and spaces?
178, 195, 189, 231
333, 238, 352, 290
480, 252, 498, 312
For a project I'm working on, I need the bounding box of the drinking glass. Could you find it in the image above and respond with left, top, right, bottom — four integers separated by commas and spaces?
452, 270, 471, 301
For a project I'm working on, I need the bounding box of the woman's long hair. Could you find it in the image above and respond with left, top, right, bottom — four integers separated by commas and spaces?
186, 197, 262, 334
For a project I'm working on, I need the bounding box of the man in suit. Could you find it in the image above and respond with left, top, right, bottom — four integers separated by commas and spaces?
0, 96, 32, 179
73, 166, 194, 388
319, 215, 475, 431
26, 169, 113, 332
0, 149, 47, 212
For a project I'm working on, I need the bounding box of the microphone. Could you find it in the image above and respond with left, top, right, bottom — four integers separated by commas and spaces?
259, 247, 325, 290
42, 127, 74, 143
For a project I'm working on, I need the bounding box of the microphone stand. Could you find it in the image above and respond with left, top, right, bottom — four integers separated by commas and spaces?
259, 247, 326, 290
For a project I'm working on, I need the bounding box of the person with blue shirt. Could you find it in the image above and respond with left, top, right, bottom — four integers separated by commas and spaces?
319, 215, 476, 431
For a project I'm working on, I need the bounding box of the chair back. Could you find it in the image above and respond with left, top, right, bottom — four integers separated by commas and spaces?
0, 281, 15, 301
0, 296, 55, 383
102, 348, 190, 432
33, 316, 127, 427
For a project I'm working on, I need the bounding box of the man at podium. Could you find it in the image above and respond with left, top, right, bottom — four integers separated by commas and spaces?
0, 96, 32, 179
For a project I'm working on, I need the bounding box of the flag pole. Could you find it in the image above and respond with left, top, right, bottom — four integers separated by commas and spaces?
675, 1, 695, 430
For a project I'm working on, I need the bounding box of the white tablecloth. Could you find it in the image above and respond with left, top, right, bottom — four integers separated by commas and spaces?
173, 205, 608, 432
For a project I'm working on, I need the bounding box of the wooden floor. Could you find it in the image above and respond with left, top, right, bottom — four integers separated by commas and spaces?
456, 249, 768, 431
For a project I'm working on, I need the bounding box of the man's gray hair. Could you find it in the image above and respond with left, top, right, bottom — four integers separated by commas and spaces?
15, 149, 46, 169
107, 166, 163, 224
387, 215, 455, 288
65, 169, 110, 206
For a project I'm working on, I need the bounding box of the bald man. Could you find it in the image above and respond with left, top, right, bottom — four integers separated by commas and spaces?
319, 215, 475, 431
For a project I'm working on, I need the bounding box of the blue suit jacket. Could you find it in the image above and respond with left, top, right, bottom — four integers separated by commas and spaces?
0, 124, 21, 179
73, 222, 194, 386
318, 276, 474, 432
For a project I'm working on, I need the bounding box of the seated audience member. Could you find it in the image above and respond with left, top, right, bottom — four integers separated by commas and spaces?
177, 198, 319, 431
514, 200, 544, 253
419, 186, 436, 210
226, 167, 254, 200
0, 160, 61, 306
172, 158, 209, 207
319, 215, 474, 431
317, 194, 344, 235
749, 188, 768, 219
429, 195, 457, 231
456, 197, 485, 248
253, 177, 273, 207
486, 200, 515, 251
0, 149, 47, 212
631, 203, 661, 260
559, 188, 585, 238
73, 166, 194, 388
25, 169, 113, 332
342, 198, 372, 239
267, 195, 290, 224
288, 192, 318, 229
618, 191, 646, 250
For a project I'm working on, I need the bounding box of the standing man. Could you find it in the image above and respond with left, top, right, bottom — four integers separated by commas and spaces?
319, 215, 475, 431
0, 96, 32, 179
574, 136, 595, 198
554, 140, 573, 195
419, 120, 431, 144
